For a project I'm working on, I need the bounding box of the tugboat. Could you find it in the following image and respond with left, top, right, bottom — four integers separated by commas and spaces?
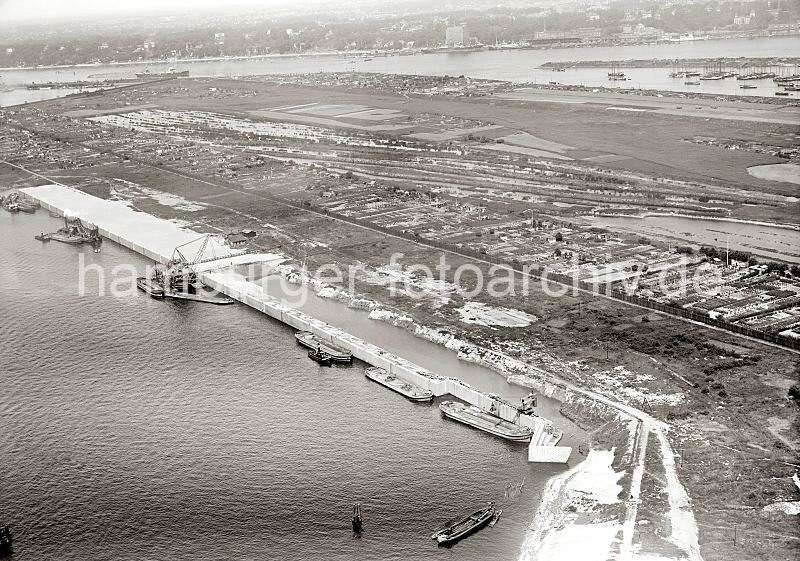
431, 503, 495, 545
295, 331, 353, 363
0, 526, 12, 558
364, 367, 433, 402
308, 347, 332, 366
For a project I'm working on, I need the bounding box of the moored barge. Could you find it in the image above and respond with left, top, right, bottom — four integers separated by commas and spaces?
432, 503, 495, 545
439, 400, 533, 442
295, 331, 353, 363
136, 277, 165, 299
163, 290, 235, 305
365, 367, 433, 402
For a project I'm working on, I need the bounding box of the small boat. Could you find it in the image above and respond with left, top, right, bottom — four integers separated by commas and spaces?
364, 367, 433, 402
775, 91, 790, 96
295, 331, 352, 363
136, 277, 164, 299
17, 202, 37, 213
439, 401, 533, 442
489, 510, 502, 528
308, 348, 332, 366
739, 84, 757, 89
432, 503, 495, 545
684, 80, 700, 85
34, 233, 51, 242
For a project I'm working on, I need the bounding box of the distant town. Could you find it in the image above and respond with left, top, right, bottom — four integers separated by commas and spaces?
1, 0, 799, 67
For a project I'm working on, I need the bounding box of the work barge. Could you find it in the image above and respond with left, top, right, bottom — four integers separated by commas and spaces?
19, 184, 571, 463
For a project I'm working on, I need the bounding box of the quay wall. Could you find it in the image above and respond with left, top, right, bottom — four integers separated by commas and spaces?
21, 185, 571, 463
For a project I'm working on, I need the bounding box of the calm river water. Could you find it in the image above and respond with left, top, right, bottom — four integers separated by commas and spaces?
1, 35, 799, 106
0, 211, 582, 560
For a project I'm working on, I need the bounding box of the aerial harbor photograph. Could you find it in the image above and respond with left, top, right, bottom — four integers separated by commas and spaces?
0, 0, 798, 560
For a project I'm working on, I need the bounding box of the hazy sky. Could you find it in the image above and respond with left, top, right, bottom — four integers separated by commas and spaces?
0, 0, 305, 22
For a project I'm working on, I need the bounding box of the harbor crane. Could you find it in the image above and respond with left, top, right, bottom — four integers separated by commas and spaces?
154, 234, 231, 293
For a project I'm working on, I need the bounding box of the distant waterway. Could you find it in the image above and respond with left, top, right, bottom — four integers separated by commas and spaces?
747, 163, 800, 186
0, 211, 580, 560
585, 214, 800, 262
0, 87, 91, 107
1, 36, 798, 104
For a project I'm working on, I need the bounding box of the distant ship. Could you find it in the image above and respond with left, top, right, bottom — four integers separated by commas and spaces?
135, 67, 189, 79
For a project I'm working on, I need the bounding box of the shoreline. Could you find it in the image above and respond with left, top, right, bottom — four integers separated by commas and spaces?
541, 55, 800, 69
16, 183, 571, 461
2, 34, 799, 74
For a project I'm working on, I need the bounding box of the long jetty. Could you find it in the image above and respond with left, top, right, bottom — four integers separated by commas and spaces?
20, 184, 572, 463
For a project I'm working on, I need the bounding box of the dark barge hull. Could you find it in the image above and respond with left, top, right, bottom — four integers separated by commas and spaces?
435, 507, 494, 545
295, 331, 353, 363
308, 350, 332, 366
136, 277, 165, 299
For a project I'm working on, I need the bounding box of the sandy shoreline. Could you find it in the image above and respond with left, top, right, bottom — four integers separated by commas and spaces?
518, 449, 625, 561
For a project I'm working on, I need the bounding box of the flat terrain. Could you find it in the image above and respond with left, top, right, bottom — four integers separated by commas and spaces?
500, 88, 800, 125
2, 75, 798, 560
181, 80, 800, 196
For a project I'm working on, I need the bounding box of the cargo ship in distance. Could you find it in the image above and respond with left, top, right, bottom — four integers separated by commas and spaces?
439, 400, 533, 442
364, 367, 434, 402
135, 67, 189, 79
294, 331, 353, 363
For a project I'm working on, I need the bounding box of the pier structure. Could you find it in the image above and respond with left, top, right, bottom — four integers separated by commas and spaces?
20, 184, 571, 463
